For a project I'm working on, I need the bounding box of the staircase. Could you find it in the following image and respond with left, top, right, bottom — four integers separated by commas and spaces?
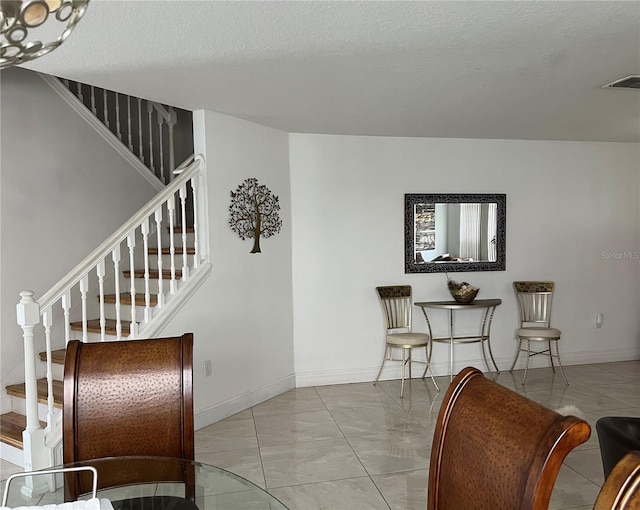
45, 74, 195, 187
0, 74, 210, 479
0, 225, 199, 459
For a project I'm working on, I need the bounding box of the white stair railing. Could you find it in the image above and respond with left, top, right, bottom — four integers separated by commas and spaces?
61, 79, 178, 184
16, 154, 210, 479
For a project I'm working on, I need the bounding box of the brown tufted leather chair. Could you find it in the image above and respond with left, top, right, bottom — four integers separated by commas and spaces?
593, 450, 640, 509
63, 334, 194, 502
428, 367, 591, 510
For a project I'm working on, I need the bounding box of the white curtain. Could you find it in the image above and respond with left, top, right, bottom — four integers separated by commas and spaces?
459, 203, 481, 260
487, 203, 497, 262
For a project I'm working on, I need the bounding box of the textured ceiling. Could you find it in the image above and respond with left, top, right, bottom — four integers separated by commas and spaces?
22, 0, 640, 142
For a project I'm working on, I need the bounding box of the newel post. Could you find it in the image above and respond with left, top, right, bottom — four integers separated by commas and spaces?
17, 291, 49, 494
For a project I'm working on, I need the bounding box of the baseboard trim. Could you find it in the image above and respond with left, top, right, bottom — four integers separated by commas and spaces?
294, 349, 640, 388
295, 367, 377, 387
194, 373, 296, 430
500, 349, 640, 373
0, 441, 24, 467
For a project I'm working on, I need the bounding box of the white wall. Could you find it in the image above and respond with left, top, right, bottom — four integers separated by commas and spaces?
289, 134, 640, 385
0, 68, 159, 407
1, 68, 638, 427
157, 111, 295, 428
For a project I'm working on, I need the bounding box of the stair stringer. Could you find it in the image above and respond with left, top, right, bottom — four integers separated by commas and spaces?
0, 437, 23, 467
38, 73, 165, 193
137, 262, 212, 338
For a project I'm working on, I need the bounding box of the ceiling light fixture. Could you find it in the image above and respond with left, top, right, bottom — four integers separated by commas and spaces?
602, 75, 640, 89
0, 0, 89, 70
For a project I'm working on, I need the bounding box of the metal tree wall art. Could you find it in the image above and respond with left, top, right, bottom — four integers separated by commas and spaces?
229, 178, 282, 253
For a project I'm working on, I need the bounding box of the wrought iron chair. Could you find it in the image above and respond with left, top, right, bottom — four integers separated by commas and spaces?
428, 366, 590, 510
373, 285, 438, 398
63, 334, 194, 504
510, 281, 567, 385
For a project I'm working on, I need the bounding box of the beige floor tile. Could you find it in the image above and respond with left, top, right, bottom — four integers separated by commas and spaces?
197, 448, 266, 489
260, 438, 368, 488
563, 447, 605, 486
347, 430, 432, 476
195, 417, 258, 453
372, 469, 429, 510
269, 477, 390, 510
549, 464, 601, 510
252, 387, 327, 417
315, 382, 396, 409
254, 410, 343, 446
330, 404, 426, 437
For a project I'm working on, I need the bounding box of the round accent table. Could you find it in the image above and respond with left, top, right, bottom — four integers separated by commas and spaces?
414, 299, 502, 381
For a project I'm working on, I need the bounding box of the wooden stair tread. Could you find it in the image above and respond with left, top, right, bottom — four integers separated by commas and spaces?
38, 348, 66, 365
70, 319, 131, 337
169, 226, 194, 234
104, 293, 158, 306
6, 379, 63, 408
0, 412, 45, 449
123, 269, 183, 279
148, 247, 195, 255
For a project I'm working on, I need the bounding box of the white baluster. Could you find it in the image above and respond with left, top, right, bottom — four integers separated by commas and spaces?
168, 107, 177, 174
79, 274, 89, 342
103, 89, 109, 128
167, 198, 177, 294
154, 209, 165, 307
158, 114, 165, 183
141, 218, 151, 323
127, 232, 137, 338
137, 98, 144, 163
90, 85, 97, 115
42, 307, 55, 429
76, 82, 83, 103
61, 290, 71, 345
115, 92, 122, 141
97, 258, 106, 341
147, 102, 155, 175
179, 184, 189, 280
127, 96, 133, 151
112, 246, 122, 339
190, 175, 200, 269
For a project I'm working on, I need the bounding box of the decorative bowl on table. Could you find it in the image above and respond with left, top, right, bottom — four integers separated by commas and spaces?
447, 280, 479, 304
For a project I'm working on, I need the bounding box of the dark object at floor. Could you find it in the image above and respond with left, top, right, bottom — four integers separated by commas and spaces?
596, 416, 640, 479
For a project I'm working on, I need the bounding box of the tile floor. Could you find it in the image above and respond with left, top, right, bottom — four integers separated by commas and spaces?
1, 360, 639, 509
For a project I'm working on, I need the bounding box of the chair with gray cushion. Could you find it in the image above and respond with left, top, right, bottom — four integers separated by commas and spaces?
510, 281, 567, 385
374, 285, 438, 398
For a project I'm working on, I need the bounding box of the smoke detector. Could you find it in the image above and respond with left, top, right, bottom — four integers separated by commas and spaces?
602, 76, 640, 89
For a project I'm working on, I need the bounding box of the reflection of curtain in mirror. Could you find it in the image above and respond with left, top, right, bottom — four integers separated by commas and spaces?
460, 204, 481, 260
487, 203, 497, 262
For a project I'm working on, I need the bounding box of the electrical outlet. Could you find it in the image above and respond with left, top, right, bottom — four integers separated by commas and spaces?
596, 313, 604, 329
204, 359, 212, 376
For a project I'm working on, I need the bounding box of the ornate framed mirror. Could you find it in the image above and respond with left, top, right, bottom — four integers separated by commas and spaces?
405, 193, 506, 273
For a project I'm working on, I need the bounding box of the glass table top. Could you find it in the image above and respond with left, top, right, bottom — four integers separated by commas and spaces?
2, 457, 287, 510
